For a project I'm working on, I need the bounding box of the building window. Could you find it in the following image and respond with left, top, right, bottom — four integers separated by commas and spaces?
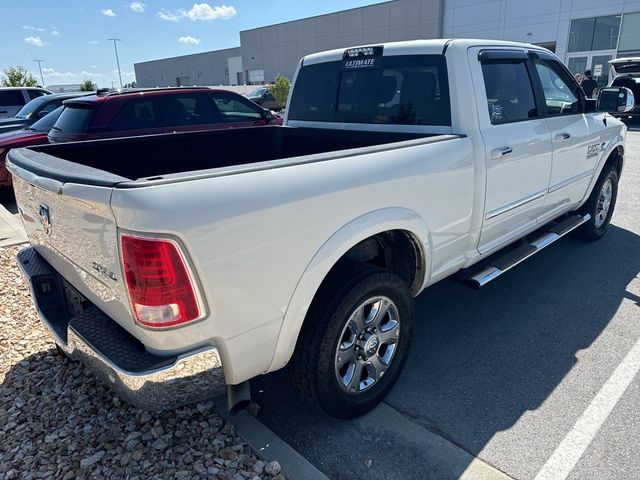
568, 15, 621, 52
197, 70, 202, 78
619, 12, 640, 55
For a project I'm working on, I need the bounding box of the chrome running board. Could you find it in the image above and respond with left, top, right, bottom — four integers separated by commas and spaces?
468, 214, 591, 288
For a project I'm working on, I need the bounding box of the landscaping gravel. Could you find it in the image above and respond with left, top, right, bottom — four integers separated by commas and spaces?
0, 245, 285, 480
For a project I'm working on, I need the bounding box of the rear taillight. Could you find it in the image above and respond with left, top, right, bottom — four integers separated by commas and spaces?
120, 234, 203, 328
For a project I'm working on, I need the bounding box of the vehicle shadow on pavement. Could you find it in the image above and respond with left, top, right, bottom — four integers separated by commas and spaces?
253, 224, 640, 480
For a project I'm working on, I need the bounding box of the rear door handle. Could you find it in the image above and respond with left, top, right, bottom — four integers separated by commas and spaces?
491, 146, 513, 160
554, 132, 571, 142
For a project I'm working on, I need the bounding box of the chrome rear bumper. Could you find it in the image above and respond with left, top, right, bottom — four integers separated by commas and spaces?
17, 247, 226, 411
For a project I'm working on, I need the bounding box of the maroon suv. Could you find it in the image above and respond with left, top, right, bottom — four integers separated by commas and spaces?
48, 87, 282, 143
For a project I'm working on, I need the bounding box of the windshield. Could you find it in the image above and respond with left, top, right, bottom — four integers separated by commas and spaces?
248, 87, 267, 97
288, 54, 451, 126
14, 96, 49, 119
29, 106, 65, 132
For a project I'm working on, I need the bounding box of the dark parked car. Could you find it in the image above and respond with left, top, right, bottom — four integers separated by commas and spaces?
0, 106, 66, 188
246, 86, 282, 111
0, 92, 86, 135
48, 87, 283, 144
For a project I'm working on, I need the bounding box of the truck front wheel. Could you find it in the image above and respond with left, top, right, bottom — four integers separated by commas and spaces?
288, 263, 413, 419
577, 165, 619, 241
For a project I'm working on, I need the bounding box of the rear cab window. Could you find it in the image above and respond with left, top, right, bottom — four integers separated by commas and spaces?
288, 48, 451, 127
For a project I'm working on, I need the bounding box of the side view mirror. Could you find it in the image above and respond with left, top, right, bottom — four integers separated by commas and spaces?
596, 87, 635, 113
261, 107, 274, 122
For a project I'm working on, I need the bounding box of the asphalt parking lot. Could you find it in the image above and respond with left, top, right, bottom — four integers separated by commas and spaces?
252, 128, 640, 480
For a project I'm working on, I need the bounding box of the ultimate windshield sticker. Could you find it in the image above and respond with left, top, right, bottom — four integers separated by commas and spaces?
342, 46, 383, 70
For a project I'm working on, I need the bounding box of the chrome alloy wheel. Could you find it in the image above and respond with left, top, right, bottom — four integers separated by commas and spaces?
334, 296, 400, 394
595, 178, 613, 228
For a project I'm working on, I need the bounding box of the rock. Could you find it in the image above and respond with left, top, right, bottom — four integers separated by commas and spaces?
219, 447, 237, 461
273, 475, 286, 480
151, 438, 168, 451
364, 458, 372, 468
207, 467, 220, 475
131, 449, 144, 461
264, 461, 281, 476
252, 460, 265, 474
193, 462, 207, 475
80, 451, 105, 469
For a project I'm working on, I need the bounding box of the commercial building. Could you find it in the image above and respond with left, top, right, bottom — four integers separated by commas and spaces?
134, 0, 640, 89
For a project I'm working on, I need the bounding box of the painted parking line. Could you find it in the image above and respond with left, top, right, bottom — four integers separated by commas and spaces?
534, 333, 640, 480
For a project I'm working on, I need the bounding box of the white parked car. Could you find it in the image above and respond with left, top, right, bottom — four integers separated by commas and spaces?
7, 39, 634, 419
0, 87, 51, 119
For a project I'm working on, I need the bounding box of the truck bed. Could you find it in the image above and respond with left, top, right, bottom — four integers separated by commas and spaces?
8, 126, 447, 187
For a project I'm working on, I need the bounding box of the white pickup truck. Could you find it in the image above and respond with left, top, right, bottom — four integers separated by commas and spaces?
7, 39, 634, 419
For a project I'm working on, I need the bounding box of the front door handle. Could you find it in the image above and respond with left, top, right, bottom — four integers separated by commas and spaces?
554, 132, 571, 142
491, 146, 513, 160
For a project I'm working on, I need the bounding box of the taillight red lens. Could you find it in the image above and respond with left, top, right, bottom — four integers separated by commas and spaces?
120, 235, 202, 328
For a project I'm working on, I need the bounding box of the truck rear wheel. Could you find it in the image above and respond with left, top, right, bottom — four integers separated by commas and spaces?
577, 165, 618, 241
288, 262, 413, 419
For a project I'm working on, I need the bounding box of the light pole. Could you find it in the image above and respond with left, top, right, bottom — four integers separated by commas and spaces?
34, 59, 45, 87
108, 38, 123, 89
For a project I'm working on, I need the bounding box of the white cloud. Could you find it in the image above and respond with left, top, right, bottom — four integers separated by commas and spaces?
128, 2, 145, 12
23, 25, 46, 32
90, 40, 100, 45
178, 35, 201, 45
101, 8, 117, 17
186, 3, 236, 21
51, 26, 59, 36
158, 3, 236, 22
25, 36, 46, 47
38, 68, 136, 88
157, 9, 183, 21
91, 64, 98, 69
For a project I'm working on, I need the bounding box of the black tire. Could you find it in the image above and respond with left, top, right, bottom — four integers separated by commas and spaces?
576, 165, 619, 241
288, 262, 413, 419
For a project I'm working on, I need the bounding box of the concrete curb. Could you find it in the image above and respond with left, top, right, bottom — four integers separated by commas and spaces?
0, 204, 27, 247
216, 407, 330, 480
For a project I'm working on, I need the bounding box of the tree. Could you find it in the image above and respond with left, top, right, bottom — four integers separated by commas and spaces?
1, 66, 38, 87
123, 81, 137, 89
80, 79, 97, 91
267, 75, 291, 109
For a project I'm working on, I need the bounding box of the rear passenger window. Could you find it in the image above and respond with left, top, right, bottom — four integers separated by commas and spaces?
111, 99, 161, 130
0, 90, 25, 106
481, 61, 538, 124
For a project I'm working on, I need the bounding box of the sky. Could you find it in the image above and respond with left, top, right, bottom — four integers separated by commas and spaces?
1, 0, 384, 89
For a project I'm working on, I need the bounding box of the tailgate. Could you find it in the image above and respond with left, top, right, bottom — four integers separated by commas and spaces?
7, 148, 134, 331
